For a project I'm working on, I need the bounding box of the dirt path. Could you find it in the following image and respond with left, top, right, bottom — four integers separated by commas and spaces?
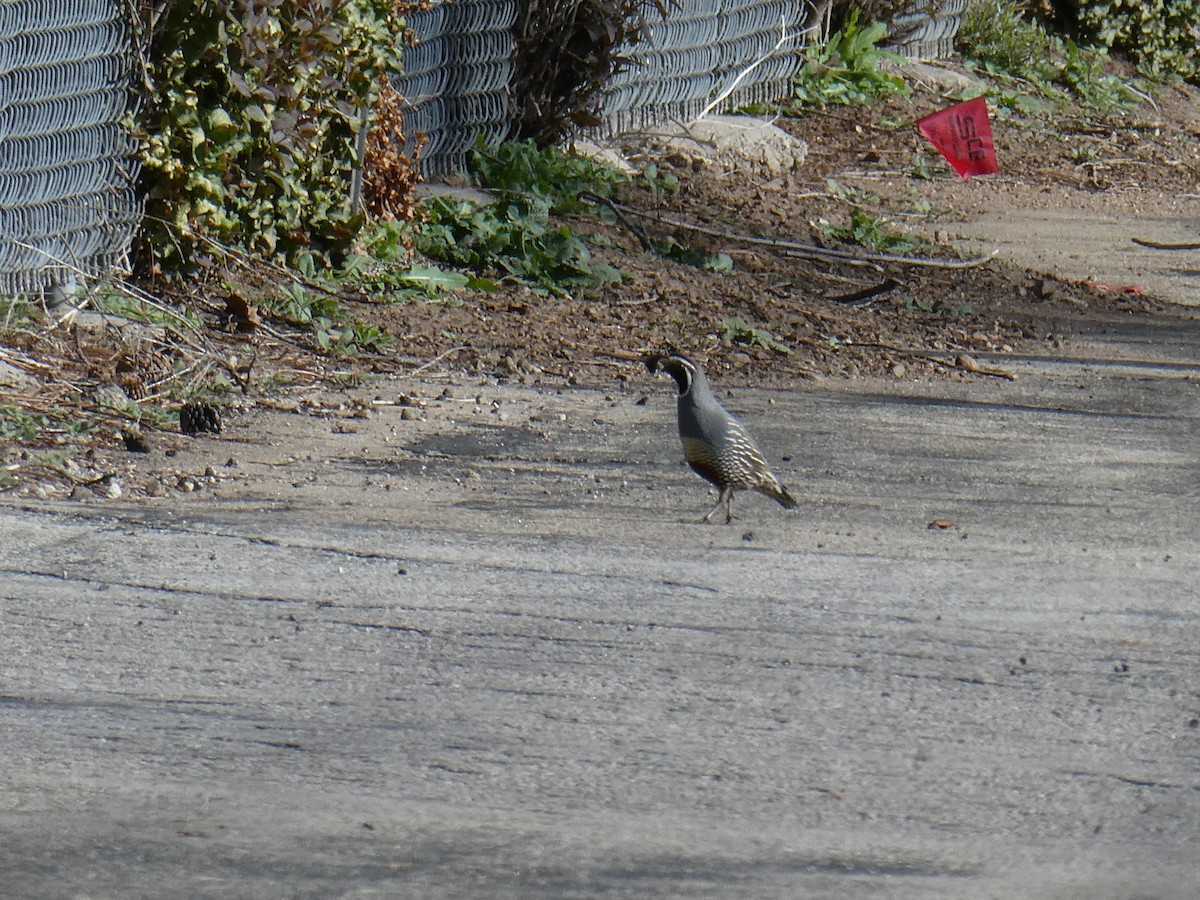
892, 164, 1200, 307
947, 205, 1199, 305
2, 308, 1198, 897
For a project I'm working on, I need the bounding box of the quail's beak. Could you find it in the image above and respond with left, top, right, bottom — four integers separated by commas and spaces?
644, 353, 664, 375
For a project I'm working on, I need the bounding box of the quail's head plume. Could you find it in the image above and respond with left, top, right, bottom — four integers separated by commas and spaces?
648, 353, 796, 524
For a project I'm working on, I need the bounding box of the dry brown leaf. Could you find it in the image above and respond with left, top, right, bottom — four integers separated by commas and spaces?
223, 292, 261, 334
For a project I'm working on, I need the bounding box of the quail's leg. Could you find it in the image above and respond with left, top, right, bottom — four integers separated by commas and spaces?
701, 487, 733, 524
724, 489, 734, 524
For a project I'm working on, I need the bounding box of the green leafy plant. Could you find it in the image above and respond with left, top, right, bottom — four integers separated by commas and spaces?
253, 276, 400, 354
135, 0, 410, 271
0, 296, 39, 332
1070, 0, 1199, 81
789, 11, 910, 109
0, 405, 45, 443
1068, 143, 1099, 164
415, 196, 620, 295
357, 218, 414, 266
959, 0, 1061, 86
905, 295, 974, 317
340, 219, 472, 301
397, 138, 633, 295
267, 283, 340, 327
415, 138, 627, 293
1059, 37, 1141, 112
720, 317, 792, 355
0, 405, 96, 444
374, 265, 470, 295
317, 320, 393, 355
958, 0, 1145, 115
468, 139, 628, 215
826, 177, 880, 204
655, 241, 734, 273
89, 283, 200, 329
640, 162, 680, 199
909, 152, 945, 181
823, 208, 931, 255
357, 264, 472, 301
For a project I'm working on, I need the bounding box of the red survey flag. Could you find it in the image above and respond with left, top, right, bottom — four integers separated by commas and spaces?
917, 96, 997, 178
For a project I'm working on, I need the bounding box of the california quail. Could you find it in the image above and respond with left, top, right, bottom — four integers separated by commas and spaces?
647, 353, 797, 524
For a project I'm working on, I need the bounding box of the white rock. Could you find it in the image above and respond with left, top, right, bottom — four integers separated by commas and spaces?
571, 138, 637, 175
622, 115, 809, 178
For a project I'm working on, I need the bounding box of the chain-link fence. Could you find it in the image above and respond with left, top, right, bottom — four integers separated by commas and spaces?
393, 0, 518, 178
885, 0, 968, 59
597, 0, 803, 135
0, 0, 142, 296
397, 0, 806, 177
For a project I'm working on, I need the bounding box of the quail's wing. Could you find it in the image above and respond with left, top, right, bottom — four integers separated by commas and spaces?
719, 417, 774, 484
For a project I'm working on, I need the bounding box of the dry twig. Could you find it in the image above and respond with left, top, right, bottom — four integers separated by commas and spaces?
587, 197, 998, 270
1132, 236, 1200, 250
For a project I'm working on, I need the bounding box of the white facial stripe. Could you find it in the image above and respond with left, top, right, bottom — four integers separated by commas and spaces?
667, 356, 695, 393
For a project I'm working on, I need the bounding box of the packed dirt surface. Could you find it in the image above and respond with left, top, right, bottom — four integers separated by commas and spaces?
363, 66, 1200, 387
2, 60, 1199, 498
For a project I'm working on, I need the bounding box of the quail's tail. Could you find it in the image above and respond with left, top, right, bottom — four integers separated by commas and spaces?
759, 481, 798, 510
